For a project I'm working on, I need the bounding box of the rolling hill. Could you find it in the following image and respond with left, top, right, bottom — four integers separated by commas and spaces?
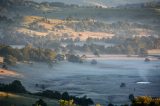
0, 0, 160, 45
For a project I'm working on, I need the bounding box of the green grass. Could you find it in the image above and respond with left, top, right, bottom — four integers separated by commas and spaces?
0, 92, 59, 106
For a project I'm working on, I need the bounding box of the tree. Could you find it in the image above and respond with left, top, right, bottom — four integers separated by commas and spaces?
130, 96, 160, 106
108, 103, 114, 106
120, 83, 126, 88
0, 80, 27, 93
91, 59, 97, 65
96, 104, 101, 106
4, 55, 17, 65
44, 49, 56, 61
62, 92, 70, 100
2, 63, 8, 69
0, 45, 14, 57
67, 55, 83, 63
154, 38, 160, 49
59, 99, 76, 106
32, 99, 47, 106
21, 45, 30, 61
139, 48, 147, 57
129, 94, 134, 101
127, 45, 134, 56
9, 80, 27, 93
93, 49, 100, 57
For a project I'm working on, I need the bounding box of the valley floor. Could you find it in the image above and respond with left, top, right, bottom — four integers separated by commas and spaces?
0, 55, 160, 105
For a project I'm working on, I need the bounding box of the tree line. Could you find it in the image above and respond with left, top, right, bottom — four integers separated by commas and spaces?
0, 44, 56, 65
66, 36, 160, 56
0, 80, 94, 106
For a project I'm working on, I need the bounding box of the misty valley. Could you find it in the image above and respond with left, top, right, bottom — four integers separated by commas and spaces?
0, 0, 160, 106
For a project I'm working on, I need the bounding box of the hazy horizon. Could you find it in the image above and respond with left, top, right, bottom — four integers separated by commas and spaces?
32, 0, 160, 7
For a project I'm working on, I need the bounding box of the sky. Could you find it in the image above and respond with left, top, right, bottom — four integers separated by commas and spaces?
33, 0, 160, 7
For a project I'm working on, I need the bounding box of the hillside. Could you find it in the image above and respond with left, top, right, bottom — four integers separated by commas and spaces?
3, 16, 114, 41
0, 92, 59, 106
0, 0, 160, 45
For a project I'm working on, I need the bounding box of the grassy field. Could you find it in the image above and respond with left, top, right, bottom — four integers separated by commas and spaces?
0, 92, 59, 106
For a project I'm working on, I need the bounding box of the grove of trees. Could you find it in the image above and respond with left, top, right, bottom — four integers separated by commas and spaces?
0, 44, 56, 65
